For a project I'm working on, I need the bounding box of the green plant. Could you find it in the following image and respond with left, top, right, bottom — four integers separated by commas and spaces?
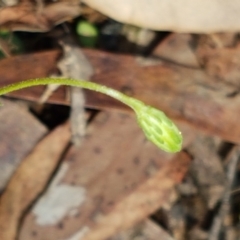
76, 20, 98, 47
0, 78, 182, 152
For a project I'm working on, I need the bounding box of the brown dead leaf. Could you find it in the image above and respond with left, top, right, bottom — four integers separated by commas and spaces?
82, 152, 190, 240
0, 121, 71, 240
0, 49, 240, 145
153, 33, 200, 68
0, 99, 47, 191
83, 0, 240, 33
19, 111, 191, 240
196, 36, 240, 87
0, 0, 81, 32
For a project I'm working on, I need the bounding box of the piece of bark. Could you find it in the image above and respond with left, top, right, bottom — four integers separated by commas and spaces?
0, 121, 71, 240
1, 49, 239, 144
19, 111, 191, 240
0, 99, 47, 192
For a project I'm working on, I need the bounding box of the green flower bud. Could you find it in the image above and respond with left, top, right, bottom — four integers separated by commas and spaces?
135, 105, 182, 153
0, 77, 182, 153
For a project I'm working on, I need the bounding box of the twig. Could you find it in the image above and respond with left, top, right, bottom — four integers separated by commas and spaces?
58, 35, 93, 145
208, 146, 240, 240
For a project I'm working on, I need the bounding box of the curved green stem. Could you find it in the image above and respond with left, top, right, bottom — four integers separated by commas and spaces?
0, 78, 182, 153
0, 78, 142, 109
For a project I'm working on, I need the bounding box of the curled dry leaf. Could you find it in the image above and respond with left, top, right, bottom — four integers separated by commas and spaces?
0, 0, 81, 32
82, 0, 240, 33
0, 122, 71, 240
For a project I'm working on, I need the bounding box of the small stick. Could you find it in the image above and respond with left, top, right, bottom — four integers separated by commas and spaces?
208, 146, 240, 240
58, 36, 93, 145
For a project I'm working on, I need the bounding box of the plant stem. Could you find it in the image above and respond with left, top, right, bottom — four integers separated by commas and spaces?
0, 78, 143, 111
0, 77, 183, 153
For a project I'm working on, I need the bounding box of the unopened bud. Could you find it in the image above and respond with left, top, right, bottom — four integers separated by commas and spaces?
135, 105, 182, 153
